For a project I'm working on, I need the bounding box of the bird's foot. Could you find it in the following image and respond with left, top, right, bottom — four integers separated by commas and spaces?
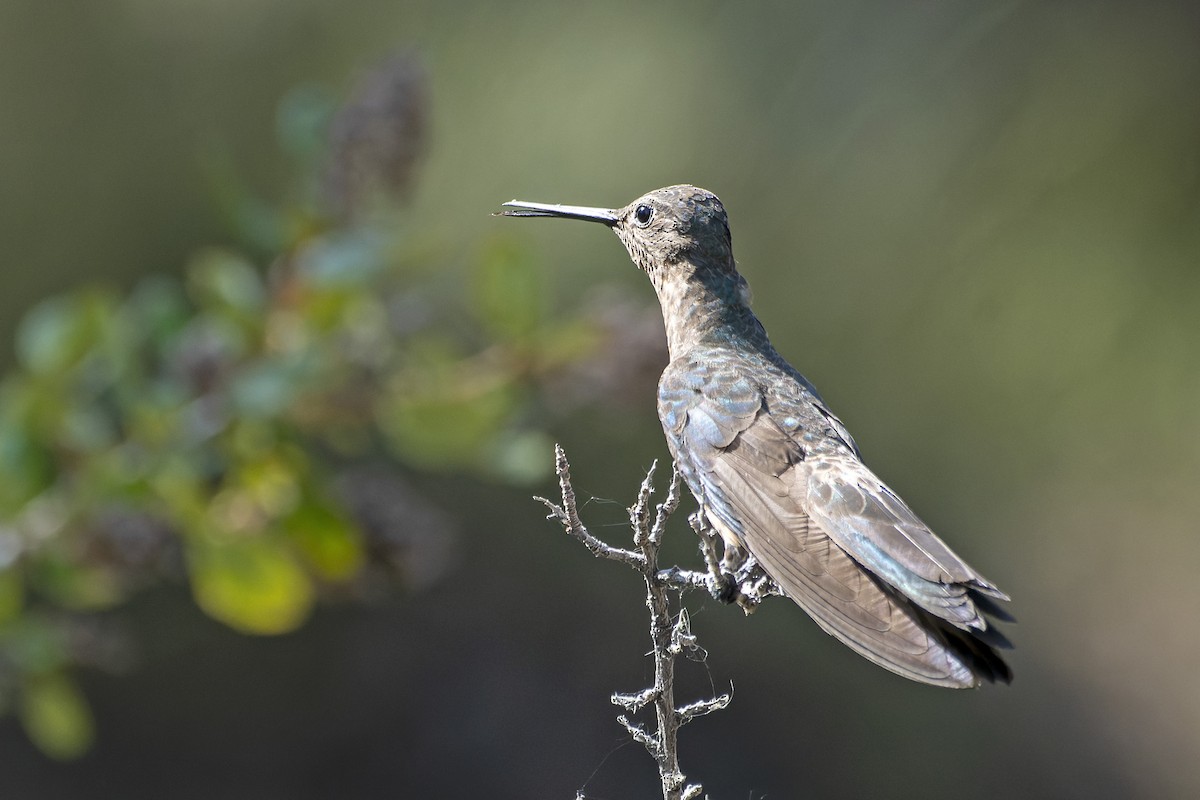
702, 558, 779, 614
713, 570, 739, 604
719, 542, 748, 576
734, 558, 783, 614
689, 511, 781, 612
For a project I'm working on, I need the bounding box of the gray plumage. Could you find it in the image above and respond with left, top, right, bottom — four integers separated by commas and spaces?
501, 185, 1012, 688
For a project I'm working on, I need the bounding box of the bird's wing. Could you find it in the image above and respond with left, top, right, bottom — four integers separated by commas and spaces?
670, 387, 1010, 687
802, 451, 1009, 625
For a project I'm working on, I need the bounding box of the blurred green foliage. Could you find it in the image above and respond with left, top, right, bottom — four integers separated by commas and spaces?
0, 54, 617, 758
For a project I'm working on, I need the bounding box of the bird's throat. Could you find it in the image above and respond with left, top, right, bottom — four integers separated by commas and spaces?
651, 263, 762, 361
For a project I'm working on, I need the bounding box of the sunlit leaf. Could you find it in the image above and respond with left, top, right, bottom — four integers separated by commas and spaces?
19, 673, 94, 760
285, 498, 364, 581
189, 535, 314, 635
237, 453, 302, 519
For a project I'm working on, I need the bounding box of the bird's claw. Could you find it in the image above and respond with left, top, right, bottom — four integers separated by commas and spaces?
713, 571, 738, 604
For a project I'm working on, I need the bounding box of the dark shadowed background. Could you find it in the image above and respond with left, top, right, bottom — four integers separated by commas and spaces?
1, 1, 1198, 797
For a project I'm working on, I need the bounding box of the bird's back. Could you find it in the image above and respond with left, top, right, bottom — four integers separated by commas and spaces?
658, 336, 1012, 688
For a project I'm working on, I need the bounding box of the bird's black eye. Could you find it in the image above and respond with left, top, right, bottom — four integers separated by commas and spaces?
634, 205, 653, 226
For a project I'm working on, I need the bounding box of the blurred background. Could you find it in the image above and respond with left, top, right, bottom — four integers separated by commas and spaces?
1, 1, 1198, 797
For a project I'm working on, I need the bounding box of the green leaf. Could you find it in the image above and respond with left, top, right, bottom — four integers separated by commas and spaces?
189, 535, 314, 635
230, 358, 310, 419
14, 296, 88, 375
285, 498, 364, 581
59, 405, 118, 453
0, 405, 54, 512
14, 291, 124, 379
187, 249, 265, 315
19, 673, 94, 760
1, 616, 69, 674
129, 275, 190, 341
242, 454, 303, 515
295, 230, 388, 288
29, 557, 124, 611
149, 456, 209, 522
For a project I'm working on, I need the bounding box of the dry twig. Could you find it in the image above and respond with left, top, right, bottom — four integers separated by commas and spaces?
536, 444, 771, 800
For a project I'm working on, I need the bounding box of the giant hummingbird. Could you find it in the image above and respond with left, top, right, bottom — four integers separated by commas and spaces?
501, 185, 1012, 688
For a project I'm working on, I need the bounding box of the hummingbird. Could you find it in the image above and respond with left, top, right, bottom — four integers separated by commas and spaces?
500, 185, 1012, 688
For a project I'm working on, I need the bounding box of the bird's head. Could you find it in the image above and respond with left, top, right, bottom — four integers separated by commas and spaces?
500, 185, 735, 279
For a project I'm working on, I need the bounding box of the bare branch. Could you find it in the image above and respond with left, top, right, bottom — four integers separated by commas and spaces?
612, 687, 658, 714
629, 460, 657, 547
545, 446, 740, 799
617, 714, 662, 757
655, 566, 712, 593
649, 465, 683, 546
668, 608, 707, 662
677, 684, 733, 726
690, 510, 725, 579
534, 444, 644, 568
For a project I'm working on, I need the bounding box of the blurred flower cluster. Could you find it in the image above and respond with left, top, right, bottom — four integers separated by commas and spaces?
0, 53, 663, 758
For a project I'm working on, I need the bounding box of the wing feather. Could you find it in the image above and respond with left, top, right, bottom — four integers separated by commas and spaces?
678, 392, 1011, 687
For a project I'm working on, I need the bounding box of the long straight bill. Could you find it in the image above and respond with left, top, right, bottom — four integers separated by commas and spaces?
498, 200, 618, 225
